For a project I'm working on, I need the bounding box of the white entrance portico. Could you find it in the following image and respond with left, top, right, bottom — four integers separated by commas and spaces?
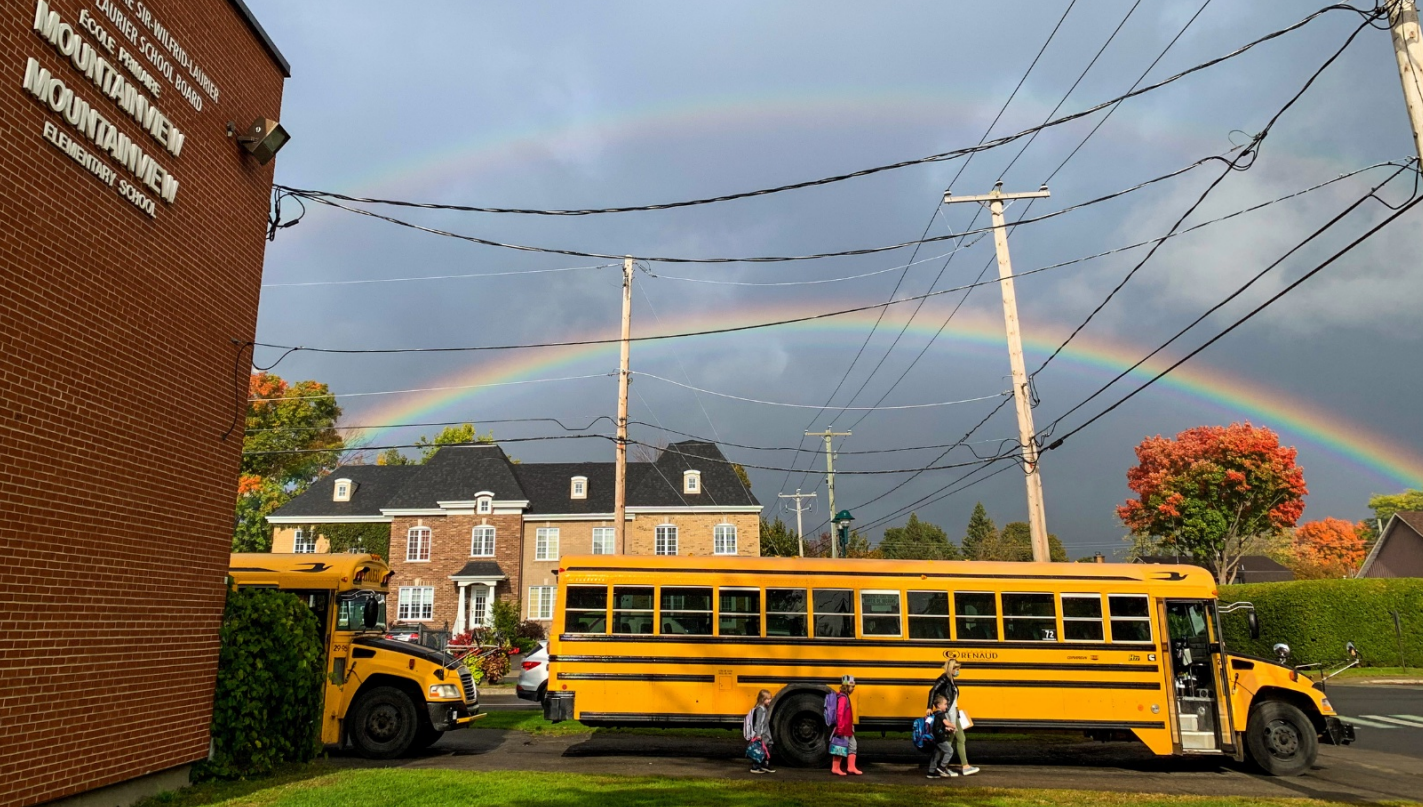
451, 561, 505, 633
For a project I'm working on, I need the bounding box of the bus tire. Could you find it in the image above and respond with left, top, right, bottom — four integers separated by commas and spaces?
410, 721, 444, 752
773, 691, 830, 767
349, 686, 420, 759
1245, 700, 1318, 776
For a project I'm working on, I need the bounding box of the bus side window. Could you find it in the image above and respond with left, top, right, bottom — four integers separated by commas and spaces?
661, 587, 713, 635
719, 588, 761, 637
907, 591, 950, 639
1002, 593, 1057, 641
766, 588, 807, 637
612, 587, 655, 635
955, 592, 997, 640
813, 589, 854, 638
1108, 595, 1153, 643
860, 591, 902, 637
1061, 594, 1105, 641
565, 585, 609, 634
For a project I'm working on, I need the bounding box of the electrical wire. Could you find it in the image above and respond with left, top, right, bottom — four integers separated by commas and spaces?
261, 262, 617, 288
242, 433, 611, 456
643, 243, 977, 287
244, 415, 615, 434
247, 372, 615, 403
857, 460, 1021, 533
270, 3, 1361, 219
1041, 188, 1423, 453
1030, 10, 1382, 379
633, 371, 1008, 410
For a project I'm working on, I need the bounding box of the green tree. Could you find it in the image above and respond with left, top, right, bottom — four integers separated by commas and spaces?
759, 516, 801, 557
1359, 489, 1423, 543
235, 373, 344, 552
962, 502, 997, 560
376, 423, 494, 466
732, 463, 753, 492
981, 521, 1068, 562
880, 513, 959, 560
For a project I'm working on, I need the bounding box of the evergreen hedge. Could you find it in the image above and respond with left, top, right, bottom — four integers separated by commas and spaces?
197, 587, 326, 779
1219, 578, 1423, 668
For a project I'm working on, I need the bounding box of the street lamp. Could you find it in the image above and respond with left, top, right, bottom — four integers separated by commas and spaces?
832, 509, 854, 558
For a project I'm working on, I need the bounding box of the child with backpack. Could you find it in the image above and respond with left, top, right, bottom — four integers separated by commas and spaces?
925, 660, 978, 776
824, 675, 861, 776
743, 689, 776, 773
925, 695, 958, 778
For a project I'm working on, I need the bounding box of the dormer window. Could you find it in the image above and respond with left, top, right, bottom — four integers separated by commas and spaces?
476, 496, 492, 515
683, 470, 701, 495
571, 476, 587, 500
333, 479, 353, 502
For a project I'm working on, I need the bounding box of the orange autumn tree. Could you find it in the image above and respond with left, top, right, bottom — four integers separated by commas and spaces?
1287, 517, 1366, 579
1117, 423, 1307, 585
234, 372, 344, 552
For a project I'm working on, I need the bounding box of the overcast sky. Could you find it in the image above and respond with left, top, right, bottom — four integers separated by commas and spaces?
244, 1, 1423, 557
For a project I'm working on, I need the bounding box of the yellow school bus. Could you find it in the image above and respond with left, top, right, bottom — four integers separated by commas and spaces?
545, 555, 1352, 775
229, 553, 479, 757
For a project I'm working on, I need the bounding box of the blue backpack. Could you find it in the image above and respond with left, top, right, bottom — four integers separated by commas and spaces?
911, 714, 935, 750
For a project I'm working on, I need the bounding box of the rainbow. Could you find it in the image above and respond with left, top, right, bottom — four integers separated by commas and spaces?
350, 302, 1423, 488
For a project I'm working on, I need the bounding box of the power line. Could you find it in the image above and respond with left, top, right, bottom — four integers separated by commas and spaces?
243, 433, 611, 456
858, 460, 1021, 533
270, 3, 1358, 220
261, 262, 617, 288
1030, 10, 1381, 379
1042, 188, 1423, 454
248, 372, 615, 403
644, 243, 977, 287
633, 371, 1008, 410
245, 415, 614, 434
628, 438, 1012, 476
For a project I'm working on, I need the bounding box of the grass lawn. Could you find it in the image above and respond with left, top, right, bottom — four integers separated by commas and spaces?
137, 768, 1407, 807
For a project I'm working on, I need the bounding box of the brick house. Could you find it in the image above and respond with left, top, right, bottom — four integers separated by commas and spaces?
267, 440, 761, 633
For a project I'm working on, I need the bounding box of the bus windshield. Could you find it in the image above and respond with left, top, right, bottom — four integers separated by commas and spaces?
335, 590, 386, 633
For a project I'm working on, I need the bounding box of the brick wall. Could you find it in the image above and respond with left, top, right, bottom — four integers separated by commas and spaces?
0, 0, 285, 803
387, 514, 522, 630
626, 513, 761, 558
521, 517, 616, 623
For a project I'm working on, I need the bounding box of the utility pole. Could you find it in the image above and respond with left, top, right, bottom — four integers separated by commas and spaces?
614, 256, 633, 553
806, 430, 850, 557
943, 182, 1052, 562
777, 489, 817, 557
1388, 0, 1423, 162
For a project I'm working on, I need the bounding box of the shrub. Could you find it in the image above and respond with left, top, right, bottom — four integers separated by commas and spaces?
491, 597, 521, 643
1220, 578, 1423, 668
478, 648, 511, 684
198, 587, 326, 780
516, 619, 546, 642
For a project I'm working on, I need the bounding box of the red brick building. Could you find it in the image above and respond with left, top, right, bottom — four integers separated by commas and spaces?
0, 1, 288, 804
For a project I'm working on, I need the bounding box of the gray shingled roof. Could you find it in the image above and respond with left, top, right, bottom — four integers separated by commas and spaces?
514, 462, 620, 514
452, 561, 506, 579
382, 443, 525, 508
628, 440, 759, 507
268, 465, 420, 518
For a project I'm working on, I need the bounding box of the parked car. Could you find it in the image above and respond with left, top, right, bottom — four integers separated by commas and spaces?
516, 641, 548, 702
385, 625, 420, 643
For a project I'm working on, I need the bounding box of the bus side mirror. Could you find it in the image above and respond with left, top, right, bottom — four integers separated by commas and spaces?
1346, 641, 1358, 660
1273, 643, 1290, 664
1248, 611, 1260, 640
364, 600, 379, 629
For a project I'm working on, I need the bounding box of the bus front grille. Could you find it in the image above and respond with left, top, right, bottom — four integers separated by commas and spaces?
458, 667, 476, 703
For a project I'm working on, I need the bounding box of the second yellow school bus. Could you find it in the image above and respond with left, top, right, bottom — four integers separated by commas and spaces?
545, 555, 1353, 775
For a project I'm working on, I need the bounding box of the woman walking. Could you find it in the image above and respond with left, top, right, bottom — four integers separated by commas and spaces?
926, 660, 978, 776
828, 675, 862, 776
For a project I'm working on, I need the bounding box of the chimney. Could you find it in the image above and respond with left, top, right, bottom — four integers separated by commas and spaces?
1093, 553, 1104, 563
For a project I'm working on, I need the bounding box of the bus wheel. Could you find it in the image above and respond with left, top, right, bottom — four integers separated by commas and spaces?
773, 692, 829, 767
410, 721, 443, 752
349, 686, 419, 759
1246, 700, 1318, 776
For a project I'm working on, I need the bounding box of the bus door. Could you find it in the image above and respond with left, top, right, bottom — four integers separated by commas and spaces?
1164, 600, 1234, 754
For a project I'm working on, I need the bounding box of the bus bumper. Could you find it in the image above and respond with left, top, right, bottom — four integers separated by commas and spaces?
429, 701, 480, 732
1323, 716, 1355, 746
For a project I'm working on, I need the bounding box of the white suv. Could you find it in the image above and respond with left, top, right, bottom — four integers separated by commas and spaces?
515, 642, 548, 703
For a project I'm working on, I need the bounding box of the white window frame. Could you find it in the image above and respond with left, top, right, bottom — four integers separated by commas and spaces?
1108, 594, 1154, 643
332, 478, 352, 502
1061, 593, 1106, 642
470, 525, 496, 557
683, 470, 701, 494
476, 496, 492, 515
713, 523, 737, 555
406, 526, 431, 562
529, 586, 556, 620
535, 527, 560, 561
655, 524, 679, 556
591, 526, 615, 555
398, 586, 434, 621
293, 527, 315, 554
571, 476, 587, 500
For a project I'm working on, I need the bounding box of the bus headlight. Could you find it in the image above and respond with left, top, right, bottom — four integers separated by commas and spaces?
428, 684, 460, 699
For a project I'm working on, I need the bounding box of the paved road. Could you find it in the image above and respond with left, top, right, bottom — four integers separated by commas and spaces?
331, 687, 1423, 802
1328, 683, 1423, 759
477, 689, 539, 711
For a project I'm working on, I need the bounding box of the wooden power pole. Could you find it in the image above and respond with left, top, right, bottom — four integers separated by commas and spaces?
777, 489, 817, 557
1388, 0, 1423, 162
614, 256, 633, 553
943, 182, 1052, 562
805, 430, 850, 557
